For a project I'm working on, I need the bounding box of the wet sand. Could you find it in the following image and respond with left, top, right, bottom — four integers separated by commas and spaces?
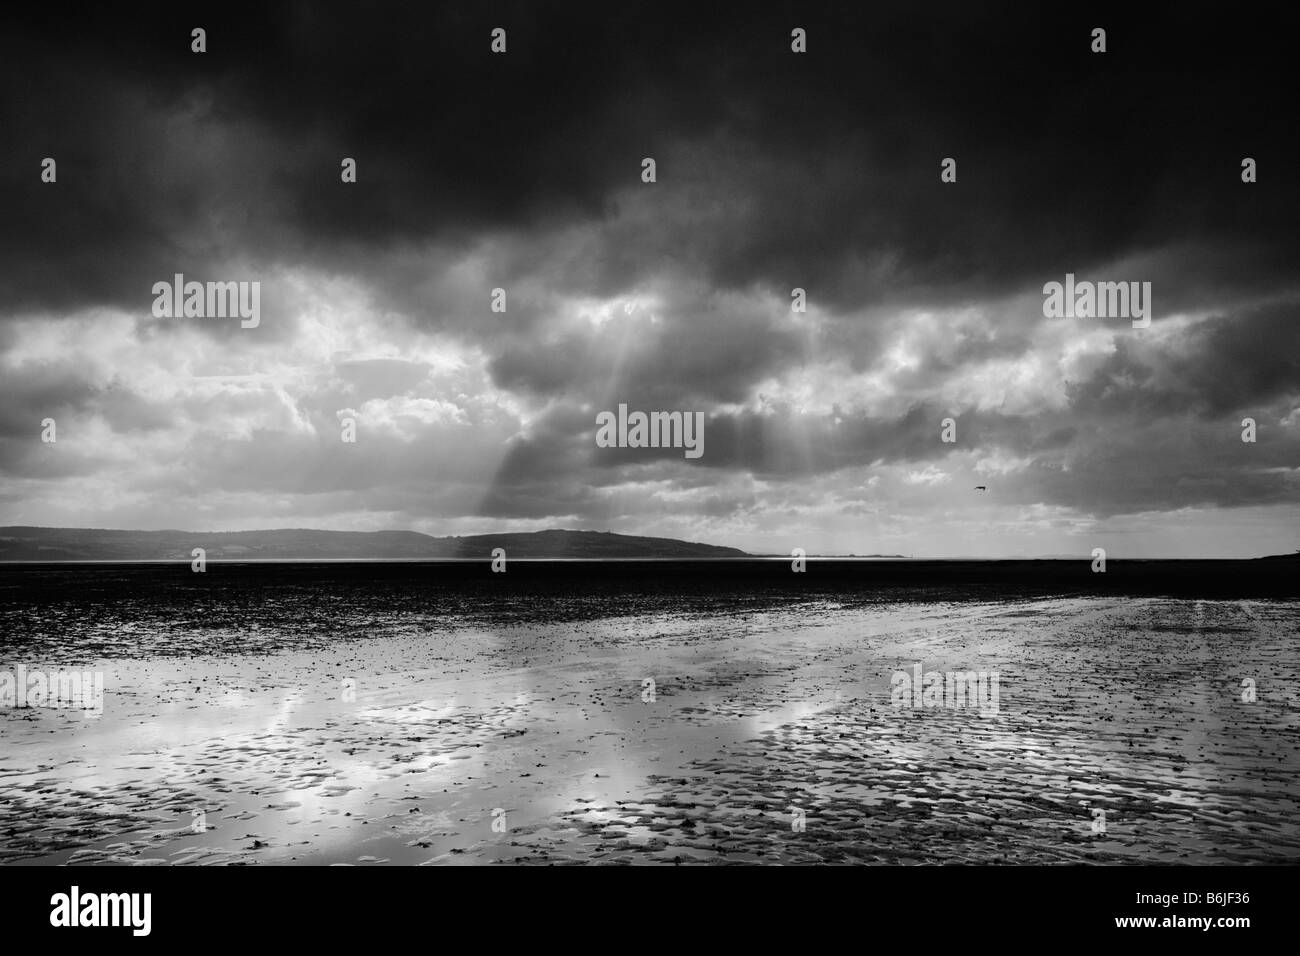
2, 596, 1297, 864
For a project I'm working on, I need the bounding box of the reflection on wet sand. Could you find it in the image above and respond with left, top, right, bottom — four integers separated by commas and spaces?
1, 597, 1297, 864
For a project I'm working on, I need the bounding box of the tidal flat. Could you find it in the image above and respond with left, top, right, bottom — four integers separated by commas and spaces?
1, 562, 1296, 865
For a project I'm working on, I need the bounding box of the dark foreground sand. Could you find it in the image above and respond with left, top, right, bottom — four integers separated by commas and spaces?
1, 597, 1297, 864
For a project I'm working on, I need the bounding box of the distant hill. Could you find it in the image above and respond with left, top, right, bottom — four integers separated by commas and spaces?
0, 526, 748, 561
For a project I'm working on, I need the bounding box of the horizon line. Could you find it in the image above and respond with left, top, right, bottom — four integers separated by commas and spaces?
0, 555, 1291, 565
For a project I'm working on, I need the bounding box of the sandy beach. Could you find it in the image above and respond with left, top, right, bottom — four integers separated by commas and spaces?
2, 593, 1297, 865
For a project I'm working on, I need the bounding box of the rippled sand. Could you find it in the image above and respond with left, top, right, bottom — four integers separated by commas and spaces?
1, 597, 1297, 864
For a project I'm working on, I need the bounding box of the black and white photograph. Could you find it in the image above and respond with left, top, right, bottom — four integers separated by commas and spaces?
0, 0, 1295, 938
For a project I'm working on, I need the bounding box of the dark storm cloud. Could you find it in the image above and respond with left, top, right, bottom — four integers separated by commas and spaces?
0, 361, 99, 439
1066, 300, 1300, 419
487, 283, 806, 405
3, 1, 1298, 317
1014, 412, 1300, 516
576, 404, 1047, 480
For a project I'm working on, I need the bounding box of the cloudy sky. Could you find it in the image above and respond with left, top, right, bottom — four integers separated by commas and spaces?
1, 2, 1297, 557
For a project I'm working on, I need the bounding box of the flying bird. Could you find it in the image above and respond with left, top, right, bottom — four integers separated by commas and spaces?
974, 486, 987, 491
